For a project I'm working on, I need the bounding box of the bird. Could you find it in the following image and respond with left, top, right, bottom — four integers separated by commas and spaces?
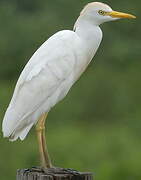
2, 2, 136, 168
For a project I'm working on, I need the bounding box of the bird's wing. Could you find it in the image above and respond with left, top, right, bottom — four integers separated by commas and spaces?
3, 30, 80, 137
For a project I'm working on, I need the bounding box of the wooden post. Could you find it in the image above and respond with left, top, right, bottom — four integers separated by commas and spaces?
16, 167, 93, 180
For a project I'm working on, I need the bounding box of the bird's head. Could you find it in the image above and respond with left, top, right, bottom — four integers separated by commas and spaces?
80, 2, 136, 26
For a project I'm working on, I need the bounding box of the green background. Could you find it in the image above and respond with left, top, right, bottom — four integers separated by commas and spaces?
0, 0, 140, 179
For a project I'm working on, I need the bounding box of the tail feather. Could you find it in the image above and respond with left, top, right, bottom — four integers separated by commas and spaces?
19, 123, 33, 140
2, 107, 19, 138
9, 123, 34, 141
2, 107, 34, 141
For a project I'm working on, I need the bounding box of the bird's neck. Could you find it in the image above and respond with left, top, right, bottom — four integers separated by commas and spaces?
71, 18, 103, 80
74, 17, 103, 52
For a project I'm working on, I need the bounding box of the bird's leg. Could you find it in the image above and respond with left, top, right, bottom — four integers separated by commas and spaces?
36, 113, 52, 168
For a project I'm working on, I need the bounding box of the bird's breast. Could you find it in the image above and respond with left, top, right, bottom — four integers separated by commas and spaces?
72, 33, 102, 82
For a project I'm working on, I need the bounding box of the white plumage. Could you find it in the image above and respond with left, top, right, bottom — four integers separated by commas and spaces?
2, 2, 135, 142
3, 29, 101, 141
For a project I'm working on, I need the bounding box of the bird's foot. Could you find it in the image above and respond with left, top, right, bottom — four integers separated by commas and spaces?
28, 166, 80, 175
41, 167, 80, 175
24, 166, 43, 173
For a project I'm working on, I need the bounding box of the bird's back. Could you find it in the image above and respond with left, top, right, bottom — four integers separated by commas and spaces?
2, 30, 85, 141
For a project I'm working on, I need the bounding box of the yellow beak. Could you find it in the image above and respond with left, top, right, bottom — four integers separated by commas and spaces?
107, 11, 136, 19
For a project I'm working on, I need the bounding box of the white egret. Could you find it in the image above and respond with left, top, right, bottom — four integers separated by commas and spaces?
2, 2, 136, 168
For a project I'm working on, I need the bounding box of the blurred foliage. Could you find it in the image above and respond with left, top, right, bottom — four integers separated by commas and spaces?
0, 0, 141, 180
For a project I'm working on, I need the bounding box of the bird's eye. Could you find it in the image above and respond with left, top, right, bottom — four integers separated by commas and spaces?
98, 10, 106, 16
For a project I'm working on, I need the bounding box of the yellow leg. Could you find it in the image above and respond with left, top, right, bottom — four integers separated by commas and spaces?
36, 113, 52, 168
